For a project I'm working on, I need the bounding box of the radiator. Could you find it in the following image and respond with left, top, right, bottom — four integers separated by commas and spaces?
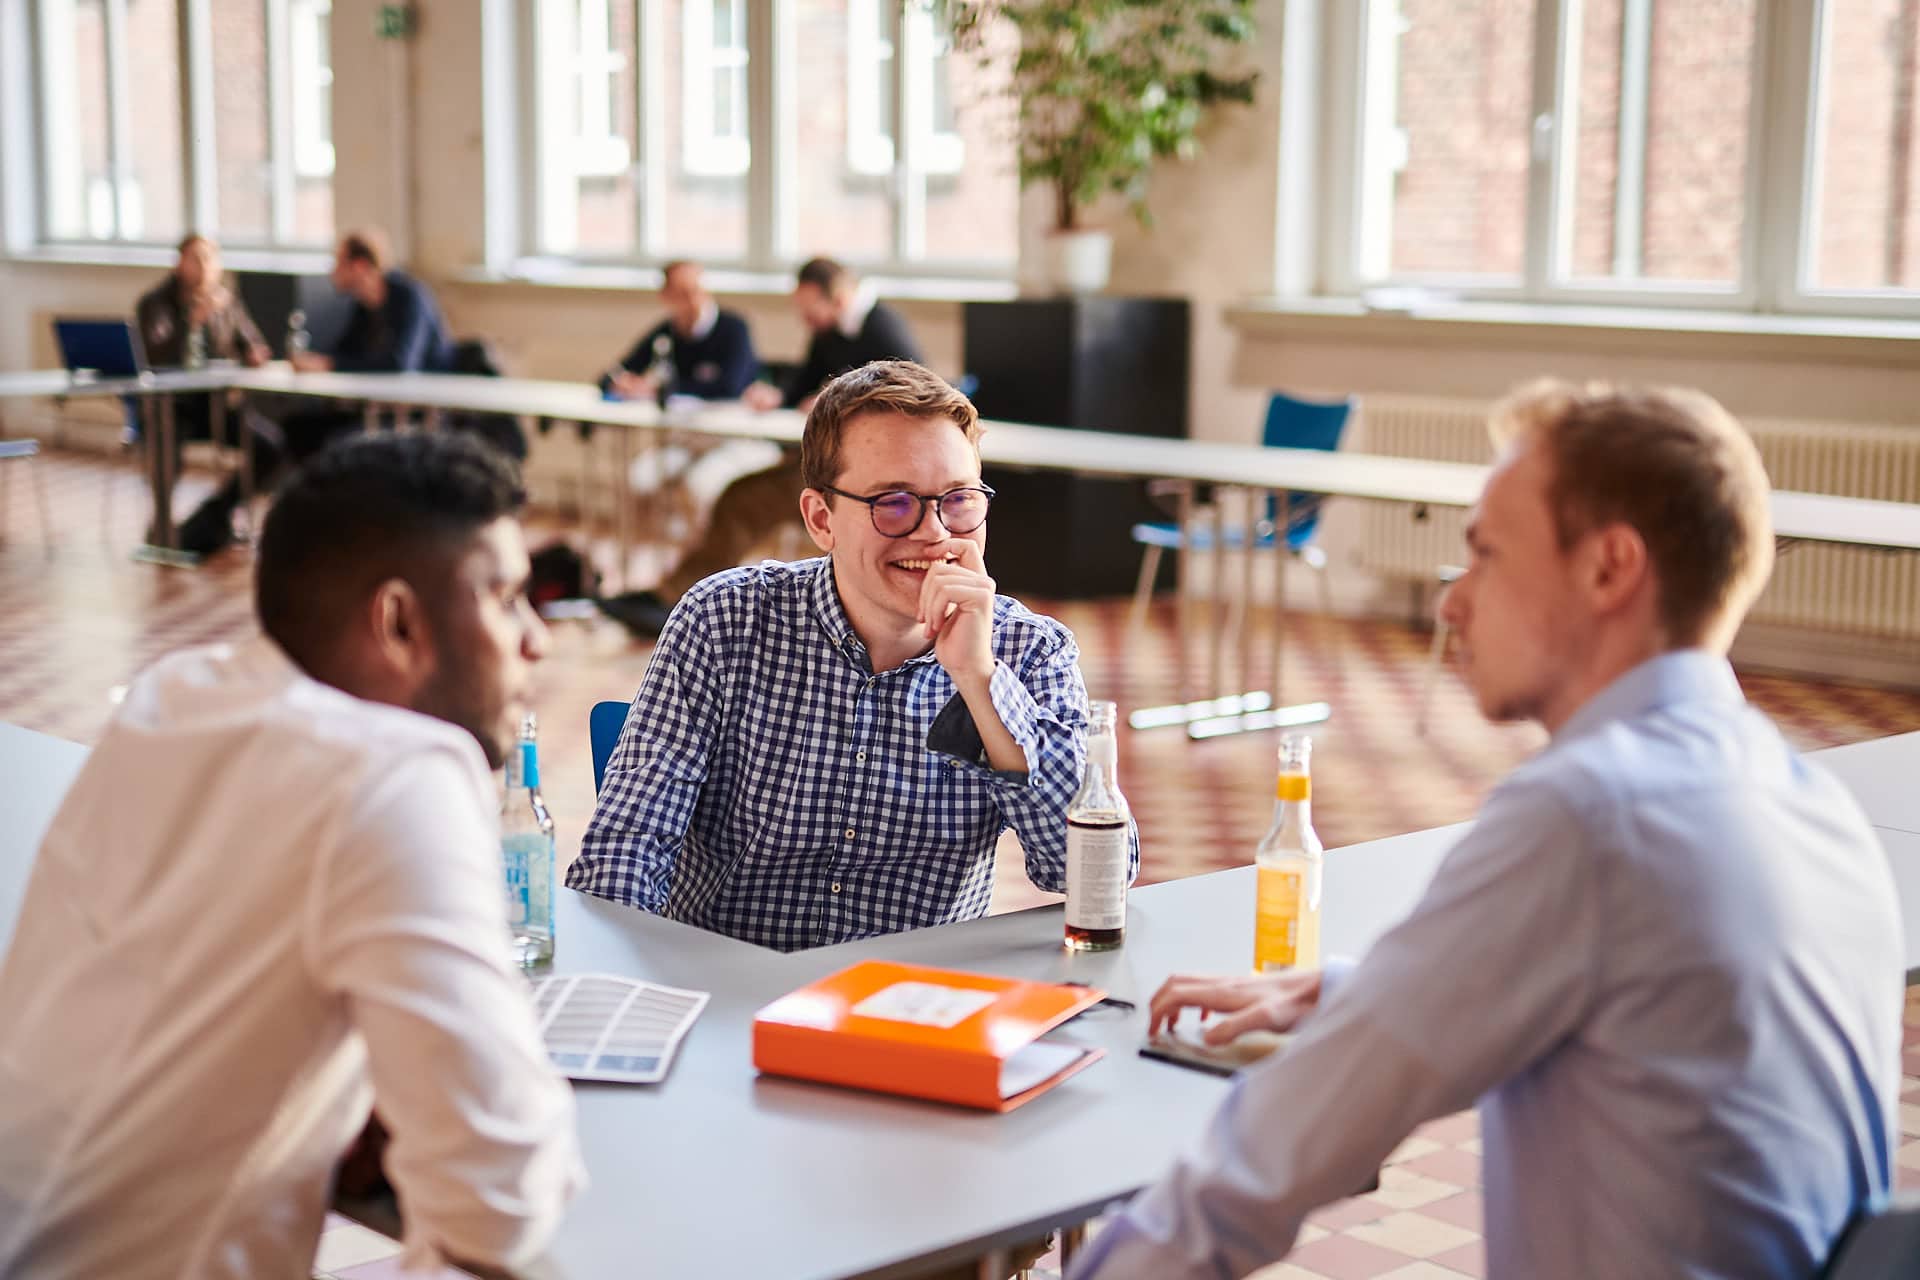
1349, 396, 1920, 640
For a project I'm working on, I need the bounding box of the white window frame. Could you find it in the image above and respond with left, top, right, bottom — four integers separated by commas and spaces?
509, 0, 1015, 278
846, 0, 963, 178
1317, 0, 1920, 319
681, 0, 748, 178
569, 0, 629, 177
289, 0, 335, 179
25, 0, 335, 248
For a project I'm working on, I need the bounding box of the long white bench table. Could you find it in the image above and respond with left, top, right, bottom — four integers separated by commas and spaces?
4, 719, 1916, 1276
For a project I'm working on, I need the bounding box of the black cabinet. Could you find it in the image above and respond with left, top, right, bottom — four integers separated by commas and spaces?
234, 271, 356, 358
964, 297, 1188, 598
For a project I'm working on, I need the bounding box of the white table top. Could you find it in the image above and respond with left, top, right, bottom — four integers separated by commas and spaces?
4, 720, 1916, 1275
7, 365, 1915, 552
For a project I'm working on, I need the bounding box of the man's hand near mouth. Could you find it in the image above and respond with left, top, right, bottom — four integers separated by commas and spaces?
918, 539, 1027, 774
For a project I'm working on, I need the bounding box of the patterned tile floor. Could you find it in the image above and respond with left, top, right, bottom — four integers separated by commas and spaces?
6, 448, 1920, 1278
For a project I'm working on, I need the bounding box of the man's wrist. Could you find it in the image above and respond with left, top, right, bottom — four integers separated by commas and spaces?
950, 664, 996, 701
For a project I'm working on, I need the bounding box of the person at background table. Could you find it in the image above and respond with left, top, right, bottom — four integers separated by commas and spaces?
610, 256, 925, 636
1070, 381, 1902, 1280
0, 433, 583, 1278
133, 232, 275, 556
570, 359, 1132, 950
188, 227, 465, 547
599, 260, 757, 402
292, 226, 456, 376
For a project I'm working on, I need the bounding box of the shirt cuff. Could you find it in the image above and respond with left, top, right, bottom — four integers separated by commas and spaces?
925, 662, 1040, 779
1316, 955, 1360, 1006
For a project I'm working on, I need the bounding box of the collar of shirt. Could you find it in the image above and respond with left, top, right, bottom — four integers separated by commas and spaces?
806, 557, 940, 676
1554, 648, 1745, 746
837, 283, 879, 339
678, 300, 720, 342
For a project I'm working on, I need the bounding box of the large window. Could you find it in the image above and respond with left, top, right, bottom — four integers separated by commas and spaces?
1326, 0, 1920, 315
31, 0, 334, 250
521, 0, 1018, 275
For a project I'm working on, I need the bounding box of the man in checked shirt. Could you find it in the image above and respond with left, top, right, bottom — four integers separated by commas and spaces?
570, 359, 1138, 950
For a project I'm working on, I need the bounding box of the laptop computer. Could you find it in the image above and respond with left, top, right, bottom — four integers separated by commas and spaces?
53, 318, 147, 381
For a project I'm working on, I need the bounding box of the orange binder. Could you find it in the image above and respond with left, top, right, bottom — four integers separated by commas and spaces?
751, 959, 1107, 1112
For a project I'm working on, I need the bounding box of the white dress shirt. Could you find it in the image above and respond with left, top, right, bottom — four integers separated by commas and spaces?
0, 638, 583, 1279
1073, 652, 1903, 1280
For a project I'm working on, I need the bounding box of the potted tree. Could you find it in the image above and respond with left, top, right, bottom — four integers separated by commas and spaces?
940, 0, 1259, 293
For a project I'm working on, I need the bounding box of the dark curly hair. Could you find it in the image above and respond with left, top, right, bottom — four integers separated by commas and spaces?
255, 432, 525, 674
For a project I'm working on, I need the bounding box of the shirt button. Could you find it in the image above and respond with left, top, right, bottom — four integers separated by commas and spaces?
831, 882, 843, 894
844, 827, 856, 840
856, 751, 867, 764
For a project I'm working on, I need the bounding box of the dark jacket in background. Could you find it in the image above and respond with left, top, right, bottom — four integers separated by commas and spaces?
135, 275, 267, 369
600, 311, 758, 400
329, 271, 455, 373
783, 301, 922, 407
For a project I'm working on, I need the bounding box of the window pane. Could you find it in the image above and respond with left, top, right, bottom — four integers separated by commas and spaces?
210, 0, 271, 242
796, 0, 891, 264
659, 0, 748, 259
571, 0, 636, 255
289, 0, 335, 245
1808, 0, 1920, 291
921, 11, 1017, 268
126, 0, 187, 242
1371, 0, 1534, 280
38, 0, 114, 240
1562, 0, 1755, 286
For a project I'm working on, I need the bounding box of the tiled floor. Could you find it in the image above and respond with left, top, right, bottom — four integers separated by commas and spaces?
5, 448, 1920, 1279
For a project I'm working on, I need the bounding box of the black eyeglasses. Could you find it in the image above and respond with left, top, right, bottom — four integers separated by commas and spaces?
820, 483, 996, 538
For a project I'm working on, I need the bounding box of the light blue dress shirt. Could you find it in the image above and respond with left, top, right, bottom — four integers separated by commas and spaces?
1072, 651, 1903, 1280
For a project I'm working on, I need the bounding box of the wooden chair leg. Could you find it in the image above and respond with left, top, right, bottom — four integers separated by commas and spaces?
1129, 543, 1163, 636
30, 452, 53, 554
1417, 619, 1450, 736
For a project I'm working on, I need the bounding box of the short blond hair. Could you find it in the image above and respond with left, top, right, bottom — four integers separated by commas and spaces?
1491, 379, 1774, 645
800, 360, 982, 493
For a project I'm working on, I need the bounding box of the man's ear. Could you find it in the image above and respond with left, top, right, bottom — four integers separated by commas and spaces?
367, 578, 436, 687
1582, 523, 1651, 617
800, 489, 835, 554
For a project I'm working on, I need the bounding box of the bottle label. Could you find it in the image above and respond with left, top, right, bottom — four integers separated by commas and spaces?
1254, 865, 1321, 970
502, 833, 555, 933
1275, 773, 1310, 802
1066, 824, 1129, 930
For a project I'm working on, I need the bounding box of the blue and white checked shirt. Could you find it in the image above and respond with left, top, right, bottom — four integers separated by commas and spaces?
569, 557, 1130, 951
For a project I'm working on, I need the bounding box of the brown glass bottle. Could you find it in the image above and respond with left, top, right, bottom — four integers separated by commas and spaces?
1065, 702, 1131, 951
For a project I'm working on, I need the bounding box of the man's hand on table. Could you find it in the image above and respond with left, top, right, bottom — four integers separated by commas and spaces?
1148, 968, 1325, 1046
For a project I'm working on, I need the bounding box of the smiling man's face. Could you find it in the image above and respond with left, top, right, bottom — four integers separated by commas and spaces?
808, 410, 984, 638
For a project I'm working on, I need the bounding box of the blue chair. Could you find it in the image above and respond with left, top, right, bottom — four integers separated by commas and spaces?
1822, 1193, 1920, 1278
1128, 391, 1355, 632
589, 699, 630, 792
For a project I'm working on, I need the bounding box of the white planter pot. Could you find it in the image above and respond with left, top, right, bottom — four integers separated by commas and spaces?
1044, 229, 1113, 294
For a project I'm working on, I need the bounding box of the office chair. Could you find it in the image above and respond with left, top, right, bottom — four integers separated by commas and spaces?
1821, 1193, 1920, 1279
590, 699, 630, 792
1128, 390, 1354, 635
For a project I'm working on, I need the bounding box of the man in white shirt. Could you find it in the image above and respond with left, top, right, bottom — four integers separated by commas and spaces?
1072, 381, 1903, 1280
0, 433, 584, 1278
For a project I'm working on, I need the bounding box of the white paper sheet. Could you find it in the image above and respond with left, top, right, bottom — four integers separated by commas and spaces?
530, 972, 709, 1084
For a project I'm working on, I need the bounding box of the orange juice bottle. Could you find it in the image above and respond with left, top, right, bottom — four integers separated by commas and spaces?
1253, 733, 1323, 971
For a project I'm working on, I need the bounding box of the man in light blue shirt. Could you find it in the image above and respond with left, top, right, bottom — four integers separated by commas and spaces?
1072, 381, 1904, 1280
